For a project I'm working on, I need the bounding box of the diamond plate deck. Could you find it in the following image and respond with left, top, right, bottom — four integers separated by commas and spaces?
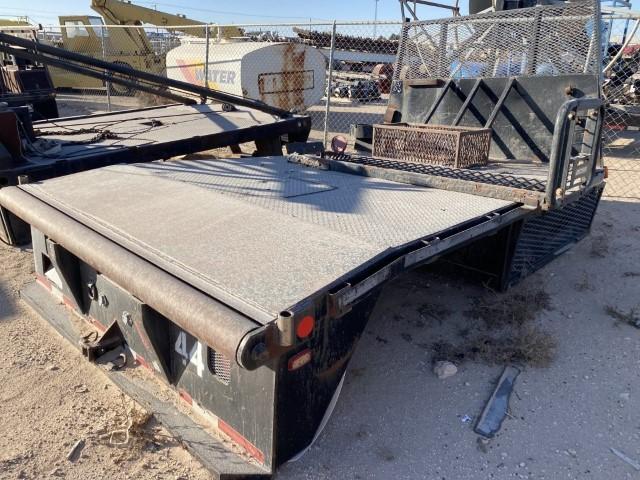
29, 103, 285, 159
21, 156, 515, 323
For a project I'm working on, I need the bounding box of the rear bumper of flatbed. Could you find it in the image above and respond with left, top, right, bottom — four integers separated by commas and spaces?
21, 281, 271, 479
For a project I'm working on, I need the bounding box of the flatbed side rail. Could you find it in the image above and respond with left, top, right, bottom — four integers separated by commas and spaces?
325, 204, 528, 317
235, 201, 529, 369
291, 154, 546, 208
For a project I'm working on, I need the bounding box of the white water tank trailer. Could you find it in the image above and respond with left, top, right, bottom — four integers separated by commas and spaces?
166, 40, 327, 112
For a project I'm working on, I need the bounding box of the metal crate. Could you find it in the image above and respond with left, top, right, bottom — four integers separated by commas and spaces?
372, 123, 492, 168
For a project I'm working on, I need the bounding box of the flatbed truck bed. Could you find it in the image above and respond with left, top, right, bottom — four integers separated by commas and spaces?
16, 156, 516, 322
0, 149, 603, 477
0, 2, 608, 477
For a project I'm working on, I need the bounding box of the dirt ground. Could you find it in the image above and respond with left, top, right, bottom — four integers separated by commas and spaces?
1, 195, 638, 479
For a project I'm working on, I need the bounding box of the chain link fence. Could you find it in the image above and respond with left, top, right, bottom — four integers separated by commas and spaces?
602, 10, 640, 199
32, 11, 640, 198
37, 21, 402, 151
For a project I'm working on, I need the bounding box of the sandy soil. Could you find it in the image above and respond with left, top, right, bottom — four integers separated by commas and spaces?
0, 195, 639, 480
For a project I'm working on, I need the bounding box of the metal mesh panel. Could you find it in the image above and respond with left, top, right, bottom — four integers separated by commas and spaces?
394, 2, 600, 82
326, 153, 548, 191
372, 123, 491, 168
508, 185, 603, 285
207, 347, 231, 385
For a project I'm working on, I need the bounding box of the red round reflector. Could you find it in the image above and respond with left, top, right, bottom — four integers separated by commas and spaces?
296, 316, 315, 338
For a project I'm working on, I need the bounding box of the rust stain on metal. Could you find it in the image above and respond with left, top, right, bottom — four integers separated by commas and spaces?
279, 43, 306, 112
257, 44, 311, 111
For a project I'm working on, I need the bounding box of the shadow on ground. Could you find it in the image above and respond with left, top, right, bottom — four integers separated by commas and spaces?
0, 281, 16, 319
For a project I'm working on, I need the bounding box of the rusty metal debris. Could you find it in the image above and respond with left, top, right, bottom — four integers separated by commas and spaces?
66, 439, 86, 462
474, 366, 520, 438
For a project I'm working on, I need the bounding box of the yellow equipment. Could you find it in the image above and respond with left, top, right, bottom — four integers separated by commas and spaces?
48, 0, 241, 94
51, 14, 164, 93
0, 19, 34, 29
90, 0, 242, 40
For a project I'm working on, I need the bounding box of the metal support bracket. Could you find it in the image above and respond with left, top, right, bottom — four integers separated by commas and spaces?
453, 78, 484, 126
485, 77, 516, 129
424, 79, 453, 124
79, 321, 125, 362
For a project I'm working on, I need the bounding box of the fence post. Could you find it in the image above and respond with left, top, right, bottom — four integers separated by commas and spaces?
323, 21, 337, 149
204, 24, 210, 90
100, 25, 112, 112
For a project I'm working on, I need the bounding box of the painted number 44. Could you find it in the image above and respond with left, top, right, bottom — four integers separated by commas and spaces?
174, 331, 205, 377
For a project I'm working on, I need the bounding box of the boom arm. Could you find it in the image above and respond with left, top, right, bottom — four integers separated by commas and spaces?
90, 0, 242, 39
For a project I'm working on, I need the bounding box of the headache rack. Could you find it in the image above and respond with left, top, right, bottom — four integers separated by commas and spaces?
343, 1, 607, 211
325, 94, 605, 210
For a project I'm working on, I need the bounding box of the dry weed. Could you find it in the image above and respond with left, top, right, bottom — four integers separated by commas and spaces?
433, 286, 556, 368
467, 288, 551, 329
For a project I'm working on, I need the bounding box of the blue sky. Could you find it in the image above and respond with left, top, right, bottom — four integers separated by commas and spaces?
0, 0, 463, 25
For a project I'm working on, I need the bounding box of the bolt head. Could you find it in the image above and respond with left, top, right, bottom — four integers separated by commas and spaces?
99, 294, 109, 308
251, 342, 269, 362
87, 283, 98, 300
121, 311, 133, 327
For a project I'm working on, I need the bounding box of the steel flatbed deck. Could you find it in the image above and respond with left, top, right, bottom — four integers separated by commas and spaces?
30, 104, 296, 156
16, 155, 519, 324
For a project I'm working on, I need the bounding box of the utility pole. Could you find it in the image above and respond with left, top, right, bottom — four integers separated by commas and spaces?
374, 0, 379, 38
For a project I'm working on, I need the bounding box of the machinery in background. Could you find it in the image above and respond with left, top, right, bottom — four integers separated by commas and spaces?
49, 13, 164, 94
0, 20, 58, 119
294, 27, 398, 72
469, 0, 538, 14
45, 0, 327, 111
89, 0, 241, 40
604, 43, 640, 103
165, 40, 326, 112
47, 0, 241, 94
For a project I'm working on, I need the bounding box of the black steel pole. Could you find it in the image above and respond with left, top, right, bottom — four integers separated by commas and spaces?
0, 44, 197, 105
0, 32, 291, 118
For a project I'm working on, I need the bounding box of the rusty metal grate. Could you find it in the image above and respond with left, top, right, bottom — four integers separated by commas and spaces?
372, 123, 491, 168
207, 347, 231, 385
325, 153, 547, 192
